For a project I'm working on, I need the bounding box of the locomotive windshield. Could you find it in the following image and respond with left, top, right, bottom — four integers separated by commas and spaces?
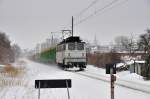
77, 43, 84, 50
68, 43, 75, 50
68, 43, 84, 50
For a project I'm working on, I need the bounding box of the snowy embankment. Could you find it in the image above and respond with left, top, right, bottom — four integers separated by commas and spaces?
0, 58, 150, 99
82, 65, 150, 93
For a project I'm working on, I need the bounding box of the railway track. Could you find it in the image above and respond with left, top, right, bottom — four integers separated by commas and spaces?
73, 70, 150, 94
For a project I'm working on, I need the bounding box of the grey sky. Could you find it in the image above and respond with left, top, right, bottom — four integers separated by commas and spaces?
0, 0, 150, 49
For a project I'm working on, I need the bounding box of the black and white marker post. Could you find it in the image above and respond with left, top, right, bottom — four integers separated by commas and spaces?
106, 64, 116, 99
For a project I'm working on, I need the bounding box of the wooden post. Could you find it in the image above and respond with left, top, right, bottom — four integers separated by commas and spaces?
110, 69, 115, 99
111, 74, 115, 99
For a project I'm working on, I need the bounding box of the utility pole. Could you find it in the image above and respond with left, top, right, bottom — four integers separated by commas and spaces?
72, 16, 73, 36
61, 16, 74, 39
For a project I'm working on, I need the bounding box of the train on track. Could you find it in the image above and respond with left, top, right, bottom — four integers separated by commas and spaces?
56, 36, 87, 71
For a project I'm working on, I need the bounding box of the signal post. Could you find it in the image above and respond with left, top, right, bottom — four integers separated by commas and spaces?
106, 64, 116, 99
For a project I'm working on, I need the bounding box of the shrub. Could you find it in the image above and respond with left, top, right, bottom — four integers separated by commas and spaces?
87, 52, 121, 68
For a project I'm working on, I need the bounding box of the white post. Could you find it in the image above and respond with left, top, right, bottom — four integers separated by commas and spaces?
66, 80, 70, 99
38, 82, 40, 99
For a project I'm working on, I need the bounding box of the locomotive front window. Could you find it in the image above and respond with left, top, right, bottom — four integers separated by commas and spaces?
68, 43, 75, 50
63, 44, 66, 50
77, 43, 84, 50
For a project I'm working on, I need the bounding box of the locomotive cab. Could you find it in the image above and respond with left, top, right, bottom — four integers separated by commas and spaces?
56, 36, 87, 70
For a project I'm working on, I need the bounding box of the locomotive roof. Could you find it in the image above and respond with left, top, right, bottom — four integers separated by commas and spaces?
58, 36, 85, 45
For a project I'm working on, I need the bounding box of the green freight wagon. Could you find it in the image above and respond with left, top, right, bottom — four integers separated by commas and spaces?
39, 47, 56, 63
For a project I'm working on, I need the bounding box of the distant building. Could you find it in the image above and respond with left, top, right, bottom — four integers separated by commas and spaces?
35, 37, 59, 54
128, 60, 145, 76
88, 35, 111, 53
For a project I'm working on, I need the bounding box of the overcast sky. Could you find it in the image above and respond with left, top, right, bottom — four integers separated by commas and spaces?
0, 0, 150, 49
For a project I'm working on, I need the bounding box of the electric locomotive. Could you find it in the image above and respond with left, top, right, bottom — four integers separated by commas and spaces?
56, 36, 87, 70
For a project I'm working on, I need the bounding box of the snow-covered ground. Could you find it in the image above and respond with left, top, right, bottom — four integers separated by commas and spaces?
83, 65, 150, 93
0, 59, 150, 99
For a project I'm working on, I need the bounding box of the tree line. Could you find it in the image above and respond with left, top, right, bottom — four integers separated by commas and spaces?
113, 29, 150, 80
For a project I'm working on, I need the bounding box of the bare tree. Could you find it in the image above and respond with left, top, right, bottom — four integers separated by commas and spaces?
0, 32, 14, 64
139, 29, 150, 80
115, 36, 130, 50
0, 32, 11, 48
114, 35, 138, 56
12, 44, 22, 59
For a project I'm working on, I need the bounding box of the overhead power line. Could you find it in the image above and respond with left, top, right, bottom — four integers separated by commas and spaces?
75, 0, 119, 25
75, 0, 100, 18
58, 0, 128, 34
62, 0, 99, 30
75, 0, 128, 26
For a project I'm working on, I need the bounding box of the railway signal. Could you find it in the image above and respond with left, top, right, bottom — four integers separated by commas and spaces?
106, 64, 116, 99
